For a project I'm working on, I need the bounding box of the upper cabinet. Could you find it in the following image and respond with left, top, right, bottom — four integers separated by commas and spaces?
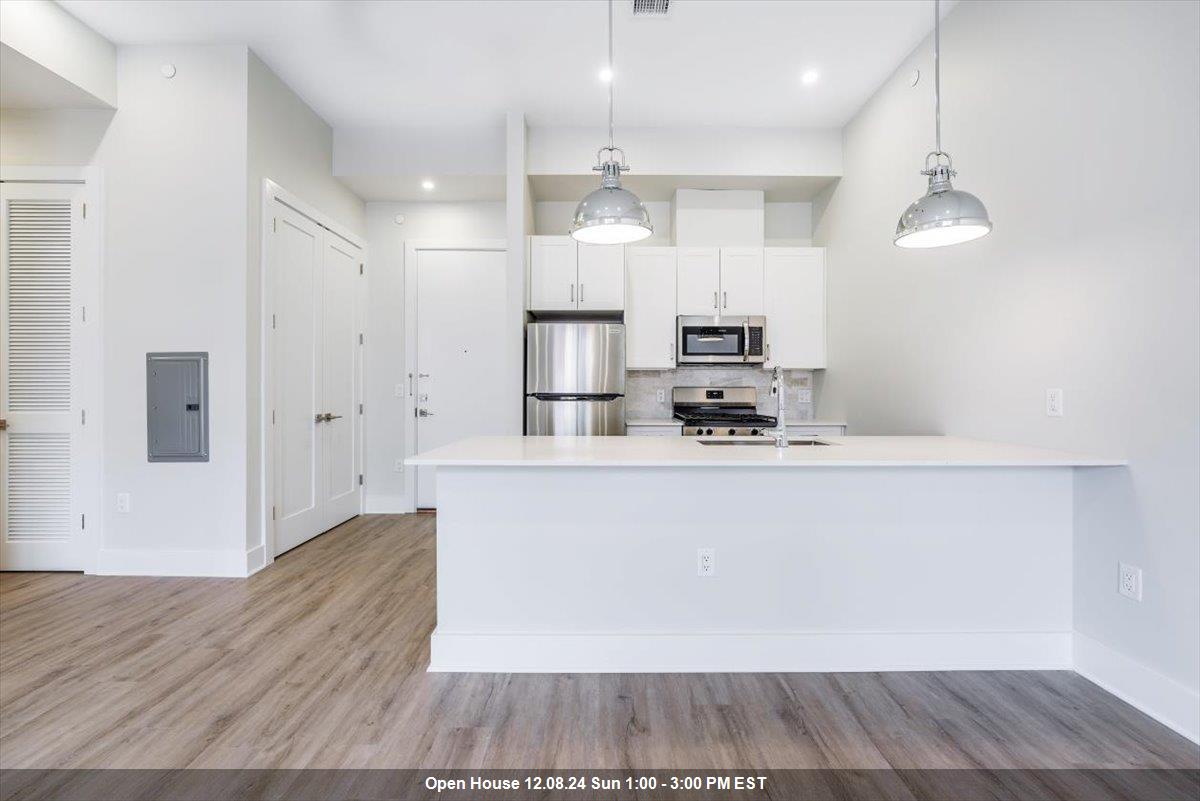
763, 247, 826, 369
528, 236, 624, 312
676, 247, 764, 315
675, 248, 721, 314
626, 247, 677, 369
719, 248, 764, 315
577, 243, 624, 311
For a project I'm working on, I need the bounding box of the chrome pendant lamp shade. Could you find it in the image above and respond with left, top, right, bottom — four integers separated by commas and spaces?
570, 0, 652, 245
894, 0, 991, 248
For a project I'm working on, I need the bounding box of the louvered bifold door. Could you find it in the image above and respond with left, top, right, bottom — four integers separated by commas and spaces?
0, 182, 83, 570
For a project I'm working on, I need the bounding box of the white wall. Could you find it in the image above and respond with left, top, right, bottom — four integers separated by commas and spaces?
245, 51, 365, 554
0, 0, 116, 107
93, 45, 250, 565
528, 126, 842, 177
815, 0, 1199, 731
0, 108, 113, 165
362, 201, 506, 511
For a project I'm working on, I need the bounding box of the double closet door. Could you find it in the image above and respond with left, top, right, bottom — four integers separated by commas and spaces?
270, 201, 362, 557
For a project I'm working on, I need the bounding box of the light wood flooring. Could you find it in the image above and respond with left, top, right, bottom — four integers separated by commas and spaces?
1, 514, 1197, 771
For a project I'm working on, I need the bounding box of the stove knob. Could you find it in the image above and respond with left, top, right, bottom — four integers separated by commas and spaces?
751, 428, 759, 436
695, 427, 704, 435
728, 428, 736, 436
705, 428, 714, 435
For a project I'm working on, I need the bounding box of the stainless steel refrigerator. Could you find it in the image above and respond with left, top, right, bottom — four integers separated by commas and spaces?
526, 322, 625, 435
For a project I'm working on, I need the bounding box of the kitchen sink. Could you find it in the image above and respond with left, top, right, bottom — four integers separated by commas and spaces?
696, 438, 833, 446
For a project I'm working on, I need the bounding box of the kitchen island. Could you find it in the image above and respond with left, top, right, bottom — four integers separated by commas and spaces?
407, 435, 1123, 673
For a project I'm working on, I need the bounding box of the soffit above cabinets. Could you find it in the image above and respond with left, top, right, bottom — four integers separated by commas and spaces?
529, 175, 838, 203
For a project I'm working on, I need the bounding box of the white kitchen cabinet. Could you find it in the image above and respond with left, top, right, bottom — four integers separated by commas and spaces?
625, 421, 683, 437
625, 247, 677, 369
788, 423, 845, 437
719, 248, 765, 314
529, 236, 578, 311
577, 243, 624, 310
529, 236, 624, 312
675, 247, 721, 315
763, 247, 826, 369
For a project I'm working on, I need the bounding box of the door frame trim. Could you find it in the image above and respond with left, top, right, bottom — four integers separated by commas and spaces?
259, 179, 366, 571
403, 240, 506, 511
0, 166, 103, 573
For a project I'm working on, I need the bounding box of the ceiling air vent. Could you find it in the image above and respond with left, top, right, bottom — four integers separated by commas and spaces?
631, 0, 670, 16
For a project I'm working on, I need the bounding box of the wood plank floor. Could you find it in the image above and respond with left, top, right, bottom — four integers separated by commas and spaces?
1, 514, 1196, 771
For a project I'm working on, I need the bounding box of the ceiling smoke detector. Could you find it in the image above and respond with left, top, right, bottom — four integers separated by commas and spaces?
631, 0, 669, 16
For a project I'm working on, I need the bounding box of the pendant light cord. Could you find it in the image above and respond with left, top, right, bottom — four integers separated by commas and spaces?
608, 0, 615, 150
934, 0, 941, 155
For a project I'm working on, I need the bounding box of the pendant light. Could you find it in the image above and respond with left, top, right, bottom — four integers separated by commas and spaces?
570, 0, 653, 245
894, 0, 992, 248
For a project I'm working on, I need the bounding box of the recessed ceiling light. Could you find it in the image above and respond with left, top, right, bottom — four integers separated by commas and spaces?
598, 67, 613, 83
421, 180, 435, 191
801, 69, 820, 86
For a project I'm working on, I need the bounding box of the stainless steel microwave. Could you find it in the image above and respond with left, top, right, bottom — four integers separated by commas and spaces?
676, 315, 766, 365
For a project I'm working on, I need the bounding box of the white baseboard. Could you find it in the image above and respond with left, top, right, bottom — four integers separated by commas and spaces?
364, 495, 413, 514
1074, 632, 1200, 744
245, 544, 267, 576
95, 548, 247, 578
429, 630, 1072, 673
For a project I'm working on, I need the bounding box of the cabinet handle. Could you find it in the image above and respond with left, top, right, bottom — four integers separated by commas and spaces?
580, 283, 584, 303
723, 291, 728, 309
570, 284, 575, 303
713, 291, 718, 309
767, 343, 771, 361
407, 372, 414, 396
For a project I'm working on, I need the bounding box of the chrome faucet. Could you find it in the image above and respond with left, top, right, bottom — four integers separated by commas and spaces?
769, 366, 788, 448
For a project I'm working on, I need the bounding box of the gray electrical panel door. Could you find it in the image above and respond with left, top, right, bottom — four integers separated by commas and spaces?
147, 352, 209, 462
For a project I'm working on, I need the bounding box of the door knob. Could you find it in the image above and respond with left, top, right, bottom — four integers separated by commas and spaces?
418, 409, 434, 417
326, 413, 343, 421
314, 413, 327, 423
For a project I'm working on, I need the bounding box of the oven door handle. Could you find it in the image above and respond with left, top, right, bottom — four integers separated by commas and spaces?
743, 320, 750, 361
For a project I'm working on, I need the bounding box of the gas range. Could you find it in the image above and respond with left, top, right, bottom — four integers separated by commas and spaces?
672, 387, 777, 437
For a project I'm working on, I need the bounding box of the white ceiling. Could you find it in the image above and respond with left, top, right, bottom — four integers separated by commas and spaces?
58, 0, 952, 129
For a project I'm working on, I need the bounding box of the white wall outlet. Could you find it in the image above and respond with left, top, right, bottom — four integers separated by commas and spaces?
796, 388, 813, 404
697, 547, 716, 577
1118, 562, 1142, 601
656, 388, 666, 404
394, 459, 404, 473
116, 493, 131, 513
1046, 388, 1064, 417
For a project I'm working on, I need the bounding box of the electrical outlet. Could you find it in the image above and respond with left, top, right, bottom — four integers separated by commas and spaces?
796, 388, 813, 404
394, 459, 404, 473
656, 388, 666, 404
116, 493, 131, 513
1118, 562, 1142, 601
697, 547, 715, 577
1046, 388, 1064, 417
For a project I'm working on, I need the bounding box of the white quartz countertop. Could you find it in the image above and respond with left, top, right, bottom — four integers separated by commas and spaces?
407, 435, 1125, 468
625, 418, 848, 427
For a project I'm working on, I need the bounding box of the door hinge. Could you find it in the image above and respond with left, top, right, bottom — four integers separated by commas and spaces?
82, 202, 87, 220
271, 505, 276, 520
358, 403, 363, 415
271, 313, 276, 330
81, 305, 87, 323
271, 409, 275, 425
358, 333, 364, 345
273, 217, 277, 233
80, 409, 86, 425
358, 474, 363, 486
359, 263, 364, 275
81, 513, 85, 530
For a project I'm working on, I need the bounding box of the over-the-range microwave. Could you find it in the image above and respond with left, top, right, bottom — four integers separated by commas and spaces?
676, 315, 766, 365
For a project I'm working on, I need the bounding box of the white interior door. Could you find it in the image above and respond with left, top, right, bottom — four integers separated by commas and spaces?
415, 248, 507, 508
271, 201, 362, 556
0, 181, 89, 571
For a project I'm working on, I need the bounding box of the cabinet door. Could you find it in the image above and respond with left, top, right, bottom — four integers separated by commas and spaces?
719, 248, 764, 314
763, 247, 826, 369
675, 247, 721, 315
528, 236, 578, 310
577, 243, 624, 311
626, 247, 677, 369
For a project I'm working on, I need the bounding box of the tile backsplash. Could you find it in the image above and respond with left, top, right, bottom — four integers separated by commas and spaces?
626, 368, 815, 420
